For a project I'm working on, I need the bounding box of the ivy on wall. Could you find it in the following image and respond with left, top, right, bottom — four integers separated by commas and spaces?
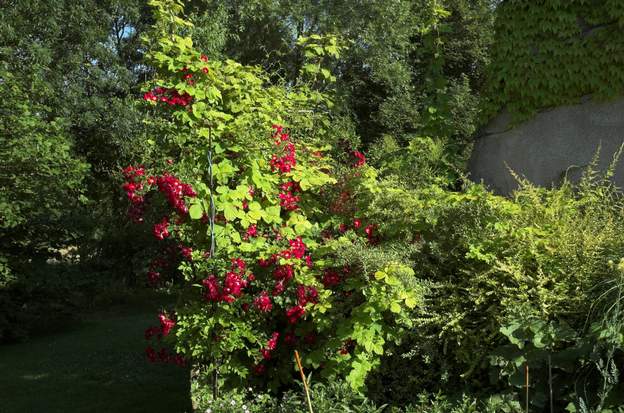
483, 0, 624, 122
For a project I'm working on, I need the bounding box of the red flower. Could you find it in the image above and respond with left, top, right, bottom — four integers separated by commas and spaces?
143, 91, 157, 102
153, 216, 170, 240
260, 332, 280, 359
285, 305, 305, 324
231, 258, 246, 273
252, 364, 266, 375
352, 150, 366, 168
364, 224, 379, 244
266, 332, 280, 350
322, 270, 341, 288
145, 346, 157, 362
304, 255, 313, 268
288, 237, 306, 259
297, 285, 319, 306
272, 280, 285, 296
202, 275, 221, 302
147, 269, 160, 283
122, 165, 135, 178
144, 87, 192, 107
273, 264, 294, 281
258, 256, 276, 267
158, 313, 176, 336
200, 54, 208, 62
179, 245, 193, 261
254, 291, 273, 312
222, 272, 245, 301
353, 218, 361, 229
245, 224, 258, 238
270, 137, 296, 173
156, 174, 196, 215
279, 191, 300, 211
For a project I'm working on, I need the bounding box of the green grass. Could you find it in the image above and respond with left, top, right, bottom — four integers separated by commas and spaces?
0, 306, 192, 413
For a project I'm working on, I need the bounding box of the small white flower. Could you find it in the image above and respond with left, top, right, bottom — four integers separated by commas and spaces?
204, 409, 212, 413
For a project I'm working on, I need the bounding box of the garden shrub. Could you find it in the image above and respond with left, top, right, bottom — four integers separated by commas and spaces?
356, 166, 624, 410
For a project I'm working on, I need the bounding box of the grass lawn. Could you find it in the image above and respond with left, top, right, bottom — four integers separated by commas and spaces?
0, 305, 192, 413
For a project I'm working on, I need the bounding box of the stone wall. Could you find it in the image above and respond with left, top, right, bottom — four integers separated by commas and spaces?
469, 97, 624, 195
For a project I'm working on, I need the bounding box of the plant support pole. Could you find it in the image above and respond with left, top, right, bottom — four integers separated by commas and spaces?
208, 126, 218, 400
548, 355, 553, 413
212, 360, 219, 400
207, 125, 216, 257
525, 363, 529, 413
294, 350, 314, 413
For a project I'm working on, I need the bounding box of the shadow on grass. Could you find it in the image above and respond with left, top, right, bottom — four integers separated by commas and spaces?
0, 310, 192, 413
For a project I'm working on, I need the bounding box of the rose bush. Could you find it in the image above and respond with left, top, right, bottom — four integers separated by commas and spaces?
124, 0, 423, 392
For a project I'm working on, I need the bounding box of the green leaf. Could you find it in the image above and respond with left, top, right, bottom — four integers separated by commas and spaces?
390, 302, 401, 314
248, 210, 263, 220
192, 101, 206, 114
248, 201, 261, 211
189, 203, 203, 220
223, 204, 238, 221
404, 296, 417, 309
302, 63, 319, 74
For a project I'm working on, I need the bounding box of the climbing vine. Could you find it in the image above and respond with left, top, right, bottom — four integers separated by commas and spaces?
483, 0, 624, 121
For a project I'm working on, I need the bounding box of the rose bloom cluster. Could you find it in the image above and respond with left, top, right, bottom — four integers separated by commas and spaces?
144, 312, 186, 366
122, 165, 147, 223
121, 166, 197, 241
270, 125, 302, 211
202, 258, 253, 303
123, 123, 373, 374
143, 57, 211, 107
143, 86, 193, 106
156, 173, 197, 215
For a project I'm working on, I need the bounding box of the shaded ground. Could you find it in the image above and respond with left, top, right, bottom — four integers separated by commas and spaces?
0, 307, 192, 413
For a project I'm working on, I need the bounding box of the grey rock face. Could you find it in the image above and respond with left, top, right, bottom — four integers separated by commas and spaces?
469, 97, 624, 195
